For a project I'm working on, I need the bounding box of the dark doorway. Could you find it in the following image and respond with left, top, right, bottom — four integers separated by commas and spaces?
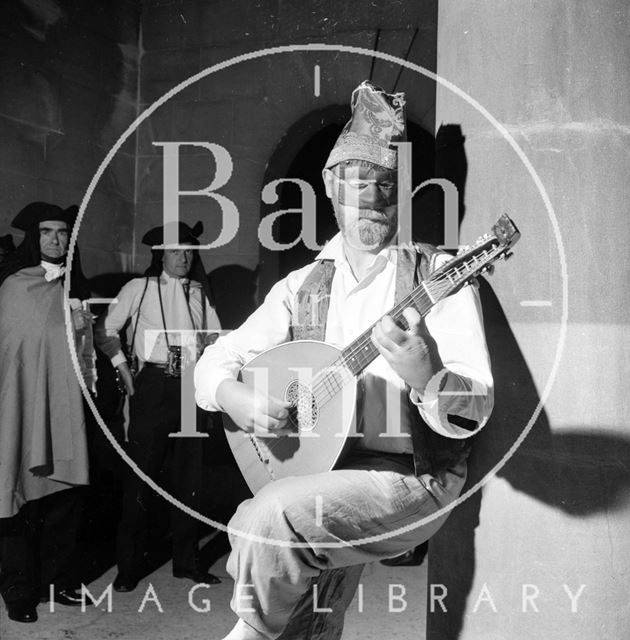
273, 121, 342, 279
259, 112, 438, 297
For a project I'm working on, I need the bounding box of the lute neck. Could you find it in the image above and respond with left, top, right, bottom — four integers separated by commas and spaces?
340, 279, 439, 377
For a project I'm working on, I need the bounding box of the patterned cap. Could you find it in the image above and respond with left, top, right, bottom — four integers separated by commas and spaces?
324, 80, 406, 170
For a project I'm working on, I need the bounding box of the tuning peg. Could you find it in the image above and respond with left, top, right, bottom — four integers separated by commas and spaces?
503, 251, 514, 260
483, 265, 495, 275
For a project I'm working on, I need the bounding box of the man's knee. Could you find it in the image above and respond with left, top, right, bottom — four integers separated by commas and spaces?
228, 481, 307, 539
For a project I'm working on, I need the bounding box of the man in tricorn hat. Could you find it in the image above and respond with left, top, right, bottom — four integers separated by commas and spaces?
95, 221, 222, 592
0, 202, 91, 623
195, 81, 494, 639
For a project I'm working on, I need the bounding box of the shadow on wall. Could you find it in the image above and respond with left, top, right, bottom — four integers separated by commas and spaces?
483, 279, 630, 517
426, 128, 630, 639
415, 123, 468, 246
3, 0, 129, 158
208, 264, 259, 330
88, 272, 138, 298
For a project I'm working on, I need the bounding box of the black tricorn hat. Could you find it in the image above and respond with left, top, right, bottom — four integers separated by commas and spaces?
141, 221, 204, 247
11, 202, 78, 231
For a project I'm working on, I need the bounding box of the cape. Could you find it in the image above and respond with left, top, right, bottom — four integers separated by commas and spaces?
0, 266, 89, 518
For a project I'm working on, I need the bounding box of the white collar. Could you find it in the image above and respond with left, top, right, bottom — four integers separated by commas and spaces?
160, 270, 189, 284
315, 233, 398, 269
160, 271, 199, 292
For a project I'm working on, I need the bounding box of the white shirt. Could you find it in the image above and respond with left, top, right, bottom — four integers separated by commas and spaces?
195, 235, 493, 451
96, 270, 221, 367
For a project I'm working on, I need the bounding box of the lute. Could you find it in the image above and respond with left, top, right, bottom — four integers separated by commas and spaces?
224, 214, 520, 494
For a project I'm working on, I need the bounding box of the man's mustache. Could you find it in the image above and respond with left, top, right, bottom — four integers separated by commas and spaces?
357, 209, 391, 222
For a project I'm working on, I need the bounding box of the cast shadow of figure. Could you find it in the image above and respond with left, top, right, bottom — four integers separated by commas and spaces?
481, 278, 630, 517
413, 124, 467, 246
208, 264, 259, 329
425, 165, 630, 639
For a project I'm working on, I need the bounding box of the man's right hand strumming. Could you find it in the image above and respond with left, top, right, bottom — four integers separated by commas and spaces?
216, 378, 292, 436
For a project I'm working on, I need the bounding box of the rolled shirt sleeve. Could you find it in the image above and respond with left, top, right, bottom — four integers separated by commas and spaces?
410, 275, 494, 439
94, 280, 140, 367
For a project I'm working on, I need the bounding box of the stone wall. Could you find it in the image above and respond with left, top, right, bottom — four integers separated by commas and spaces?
0, 0, 439, 295
428, 2, 630, 638
135, 0, 438, 297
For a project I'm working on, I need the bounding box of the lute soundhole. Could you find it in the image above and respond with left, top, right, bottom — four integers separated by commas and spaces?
285, 380, 319, 432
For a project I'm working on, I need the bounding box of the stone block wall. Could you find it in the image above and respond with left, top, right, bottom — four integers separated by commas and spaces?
0, 0, 438, 290
428, 2, 630, 639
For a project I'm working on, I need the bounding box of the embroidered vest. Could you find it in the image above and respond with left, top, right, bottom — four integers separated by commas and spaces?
289, 243, 472, 476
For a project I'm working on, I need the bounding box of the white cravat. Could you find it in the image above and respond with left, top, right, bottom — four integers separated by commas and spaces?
41, 260, 65, 282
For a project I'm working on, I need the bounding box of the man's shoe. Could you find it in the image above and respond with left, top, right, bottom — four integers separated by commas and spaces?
6, 600, 38, 623
380, 543, 428, 567
113, 573, 139, 593
172, 567, 221, 585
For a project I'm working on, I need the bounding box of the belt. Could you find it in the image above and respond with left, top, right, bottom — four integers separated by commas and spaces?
143, 361, 167, 369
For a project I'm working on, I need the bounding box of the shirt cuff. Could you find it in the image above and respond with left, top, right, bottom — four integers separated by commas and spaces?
409, 370, 485, 439
194, 367, 234, 413
111, 353, 127, 368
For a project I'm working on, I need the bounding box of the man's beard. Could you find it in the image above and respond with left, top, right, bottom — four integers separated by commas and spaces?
357, 216, 395, 247
336, 206, 397, 250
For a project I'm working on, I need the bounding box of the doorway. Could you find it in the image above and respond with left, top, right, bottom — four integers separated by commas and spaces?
258, 108, 437, 297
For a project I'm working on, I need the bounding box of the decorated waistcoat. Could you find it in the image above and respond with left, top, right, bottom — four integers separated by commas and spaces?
289, 243, 472, 476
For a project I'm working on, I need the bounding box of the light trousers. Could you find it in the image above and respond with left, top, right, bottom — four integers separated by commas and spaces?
226, 451, 467, 639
